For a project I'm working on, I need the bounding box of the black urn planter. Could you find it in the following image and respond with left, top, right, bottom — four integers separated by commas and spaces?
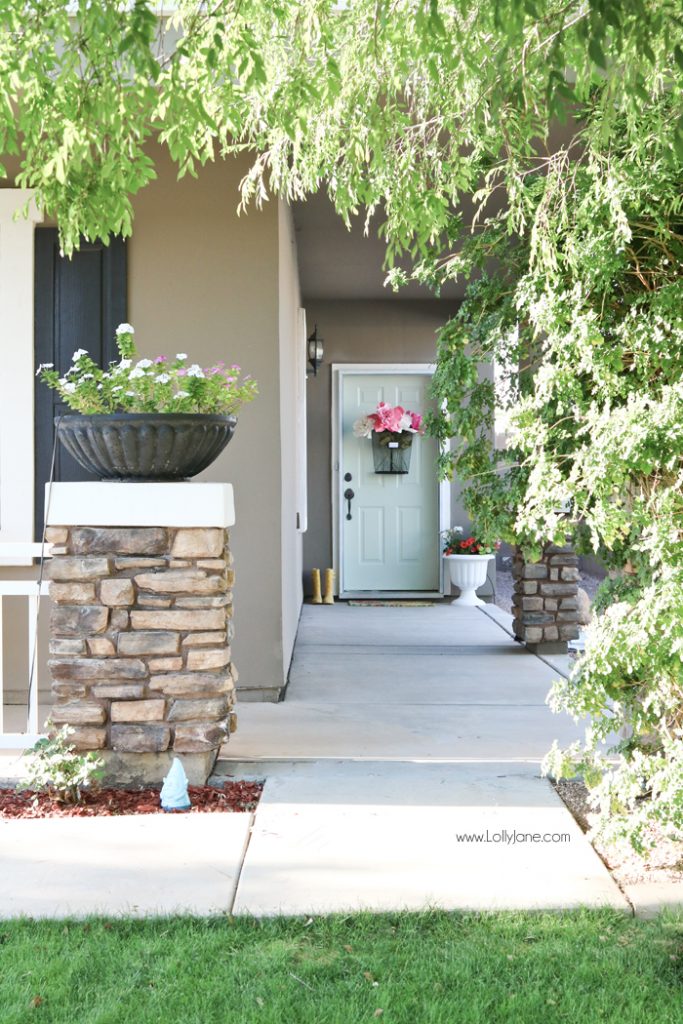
56, 413, 237, 481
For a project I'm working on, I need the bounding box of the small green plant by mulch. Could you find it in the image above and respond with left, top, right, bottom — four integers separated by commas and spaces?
20, 724, 103, 804
1, 911, 682, 1023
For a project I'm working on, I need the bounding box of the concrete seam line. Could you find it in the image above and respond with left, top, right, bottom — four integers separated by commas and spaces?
477, 606, 572, 681
228, 810, 257, 916
476, 605, 516, 639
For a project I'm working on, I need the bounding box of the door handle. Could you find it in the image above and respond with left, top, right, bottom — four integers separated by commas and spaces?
343, 488, 355, 520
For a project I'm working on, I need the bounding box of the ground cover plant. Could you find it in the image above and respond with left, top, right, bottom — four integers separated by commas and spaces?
1, 911, 682, 1023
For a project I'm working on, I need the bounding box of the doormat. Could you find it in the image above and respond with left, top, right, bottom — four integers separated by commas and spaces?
347, 600, 436, 607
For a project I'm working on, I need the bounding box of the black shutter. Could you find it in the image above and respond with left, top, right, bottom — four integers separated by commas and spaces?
34, 231, 128, 537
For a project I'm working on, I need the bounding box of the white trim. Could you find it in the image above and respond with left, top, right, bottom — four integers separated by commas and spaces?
47, 482, 236, 527
0, 190, 43, 561
0, 736, 43, 750
295, 307, 308, 533
331, 363, 450, 599
0, 542, 53, 564
341, 591, 445, 600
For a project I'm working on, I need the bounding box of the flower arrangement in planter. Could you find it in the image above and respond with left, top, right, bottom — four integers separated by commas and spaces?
442, 527, 499, 557
36, 324, 258, 481
353, 401, 425, 474
442, 526, 500, 606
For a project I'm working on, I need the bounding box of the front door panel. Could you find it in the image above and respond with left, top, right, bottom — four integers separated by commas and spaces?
341, 373, 440, 592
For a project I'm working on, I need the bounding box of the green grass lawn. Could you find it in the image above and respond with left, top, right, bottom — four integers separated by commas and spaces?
1, 910, 682, 1023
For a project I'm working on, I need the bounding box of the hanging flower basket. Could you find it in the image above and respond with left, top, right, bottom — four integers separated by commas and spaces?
371, 429, 414, 474
354, 401, 424, 475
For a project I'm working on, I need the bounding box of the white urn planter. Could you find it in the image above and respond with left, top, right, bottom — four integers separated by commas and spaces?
444, 553, 494, 606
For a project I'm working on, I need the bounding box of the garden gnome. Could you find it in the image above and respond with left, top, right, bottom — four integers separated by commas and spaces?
160, 757, 191, 812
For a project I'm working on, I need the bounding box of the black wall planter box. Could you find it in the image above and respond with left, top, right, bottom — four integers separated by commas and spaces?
371, 430, 413, 474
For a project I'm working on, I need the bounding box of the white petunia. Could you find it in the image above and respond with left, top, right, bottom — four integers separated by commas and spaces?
128, 367, 146, 379
115, 323, 135, 335
187, 364, 204, 378
175, 390, 189, 399
112, 385, 123, 392
136, 359, 153, 369
156, 373, 171, 384
114, 359, 132, 372
58, 377, 68, 386
72, 348, 89, 360
62, 382, 76, 394
81, 373, 94, 381
35, 362, 54, 376
176, 353, 188, 360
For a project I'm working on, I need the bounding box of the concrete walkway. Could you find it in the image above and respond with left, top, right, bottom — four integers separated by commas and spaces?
233, 760, 626, 915
213, 603, 626, 915
219, 603, 587, 764
0, 603, 654, 916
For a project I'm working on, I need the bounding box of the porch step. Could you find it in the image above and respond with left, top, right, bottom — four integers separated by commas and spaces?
216, 698, 588, 765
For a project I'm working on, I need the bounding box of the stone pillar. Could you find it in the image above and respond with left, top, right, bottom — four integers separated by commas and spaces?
45, 483, 237, 785
511, 543, 579, 654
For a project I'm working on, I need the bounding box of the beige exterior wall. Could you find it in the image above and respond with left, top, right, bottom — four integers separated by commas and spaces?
277, 202, 304, 672
2, 151, 302, 712
302, 299, 465, 592
128, 148, 296, 700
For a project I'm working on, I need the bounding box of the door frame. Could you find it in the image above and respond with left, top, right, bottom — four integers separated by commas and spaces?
331, 363, 450, 598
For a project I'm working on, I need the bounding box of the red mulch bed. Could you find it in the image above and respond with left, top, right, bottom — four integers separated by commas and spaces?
0, 781, 262, 819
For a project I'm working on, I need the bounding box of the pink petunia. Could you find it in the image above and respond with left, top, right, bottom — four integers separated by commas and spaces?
410, 411, 423, 432
154, 355, 168, 364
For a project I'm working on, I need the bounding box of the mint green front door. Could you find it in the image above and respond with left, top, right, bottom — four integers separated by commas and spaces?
341, 372, 440, 593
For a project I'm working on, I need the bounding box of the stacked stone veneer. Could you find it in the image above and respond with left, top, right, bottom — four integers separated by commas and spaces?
512, 543, 580, 652
46, 525, 237, 784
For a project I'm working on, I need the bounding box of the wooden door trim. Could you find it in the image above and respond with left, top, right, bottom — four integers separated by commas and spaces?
331, 363, 450, 599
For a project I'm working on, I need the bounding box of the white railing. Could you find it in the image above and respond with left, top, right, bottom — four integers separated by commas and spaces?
0, 543, 52, 749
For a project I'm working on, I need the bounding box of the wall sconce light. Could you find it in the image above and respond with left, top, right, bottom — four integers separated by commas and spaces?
307, 324, 324, 377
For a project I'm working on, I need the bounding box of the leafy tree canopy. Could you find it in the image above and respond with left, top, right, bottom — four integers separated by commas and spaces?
0, 0, 681, 253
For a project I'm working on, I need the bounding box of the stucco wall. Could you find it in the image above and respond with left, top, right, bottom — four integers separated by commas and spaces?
128, 148, 289, 700
278, 201, 304, 674
302, 299, 466, 592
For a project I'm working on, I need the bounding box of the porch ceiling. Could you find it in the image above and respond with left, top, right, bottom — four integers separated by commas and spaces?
292, 192, 464, 302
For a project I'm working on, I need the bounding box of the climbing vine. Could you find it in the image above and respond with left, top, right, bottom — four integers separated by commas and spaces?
429, 98, 683, 850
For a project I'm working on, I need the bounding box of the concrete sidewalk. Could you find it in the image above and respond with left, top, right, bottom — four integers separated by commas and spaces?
0, 603, 673, 918
234, 760, 627, 915
0, 759, 629, 917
